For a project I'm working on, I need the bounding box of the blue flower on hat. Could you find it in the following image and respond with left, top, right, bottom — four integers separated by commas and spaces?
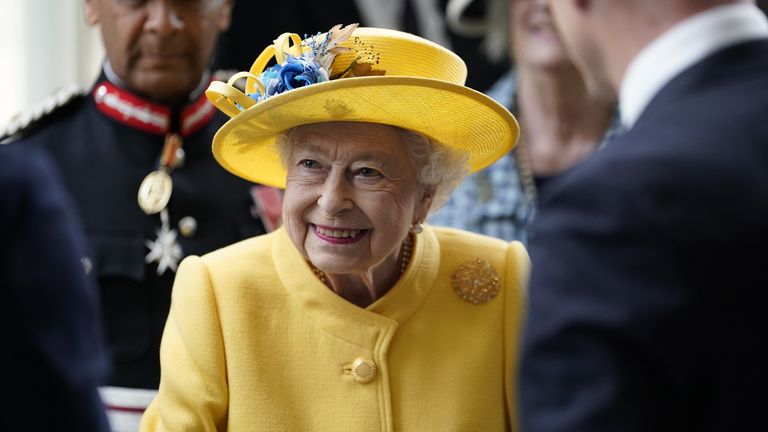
281, 57, 326, 90
258, 66, 283, 99
250, 55, 329, 102
243, 24, 383, 105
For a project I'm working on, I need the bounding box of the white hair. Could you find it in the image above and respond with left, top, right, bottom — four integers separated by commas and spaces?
395, 128, 469, 213
275, 123, 469, 214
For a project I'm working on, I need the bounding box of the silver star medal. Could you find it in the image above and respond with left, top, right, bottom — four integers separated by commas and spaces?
145, 209, 183, 275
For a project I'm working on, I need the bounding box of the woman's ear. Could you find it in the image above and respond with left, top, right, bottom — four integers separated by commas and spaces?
412, 186, 435, 226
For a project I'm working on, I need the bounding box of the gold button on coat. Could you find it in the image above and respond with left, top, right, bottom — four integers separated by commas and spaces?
350, 358, 377, 384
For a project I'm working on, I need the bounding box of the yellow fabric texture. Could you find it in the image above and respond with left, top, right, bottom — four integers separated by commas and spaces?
140, 225, 529, 431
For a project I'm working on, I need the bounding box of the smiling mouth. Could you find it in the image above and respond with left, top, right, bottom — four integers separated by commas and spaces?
314, 225, 365, 239
312, 225, 368, 243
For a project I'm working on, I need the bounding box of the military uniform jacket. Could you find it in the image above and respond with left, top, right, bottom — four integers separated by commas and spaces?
8, 72, 267, 389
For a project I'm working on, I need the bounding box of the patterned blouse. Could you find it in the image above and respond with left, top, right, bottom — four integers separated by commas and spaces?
428, 71, 619, 244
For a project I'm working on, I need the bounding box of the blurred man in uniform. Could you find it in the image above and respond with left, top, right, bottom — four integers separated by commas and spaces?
1, 0, 271, 429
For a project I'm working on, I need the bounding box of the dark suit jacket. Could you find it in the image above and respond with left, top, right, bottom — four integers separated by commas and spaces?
0, 144, 109, 431
520, 39, 768, 431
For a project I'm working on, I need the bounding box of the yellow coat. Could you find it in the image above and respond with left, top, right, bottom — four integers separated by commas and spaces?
140, 225, 529, 431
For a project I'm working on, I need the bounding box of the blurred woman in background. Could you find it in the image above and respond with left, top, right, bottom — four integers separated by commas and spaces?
433, 0, 618, 243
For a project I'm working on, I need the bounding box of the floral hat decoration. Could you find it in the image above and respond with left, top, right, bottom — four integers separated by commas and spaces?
206, 24, 519, 188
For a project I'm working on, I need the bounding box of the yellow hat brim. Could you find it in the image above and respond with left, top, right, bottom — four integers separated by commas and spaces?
212, 75, 519, 188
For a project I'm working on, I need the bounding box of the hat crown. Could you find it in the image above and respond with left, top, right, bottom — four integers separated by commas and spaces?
327, 28, 467, 85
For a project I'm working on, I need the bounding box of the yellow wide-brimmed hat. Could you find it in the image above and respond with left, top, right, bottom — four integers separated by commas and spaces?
206, 24, 519, 188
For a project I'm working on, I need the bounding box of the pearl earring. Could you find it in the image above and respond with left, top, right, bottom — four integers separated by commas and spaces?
410, 222, 424, 234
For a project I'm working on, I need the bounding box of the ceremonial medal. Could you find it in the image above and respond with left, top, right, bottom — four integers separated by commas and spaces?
145, 209, 183, 275
137, 134, 182, 215
141, 133, 185, 273
137, 170, 173, 215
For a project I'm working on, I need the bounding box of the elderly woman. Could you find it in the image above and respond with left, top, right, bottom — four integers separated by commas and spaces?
140, 24, 527, 431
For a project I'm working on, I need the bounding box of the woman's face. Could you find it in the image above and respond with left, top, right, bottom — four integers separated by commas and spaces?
282, 122, 432, 276
509, 0, 570, 69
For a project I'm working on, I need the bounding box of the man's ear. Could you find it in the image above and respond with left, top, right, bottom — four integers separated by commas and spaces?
216, 0, 234, 32
83, 0, 100, 26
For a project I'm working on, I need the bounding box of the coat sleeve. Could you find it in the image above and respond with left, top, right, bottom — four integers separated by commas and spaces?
504, 241, 530, 432
140, 256, 229, 431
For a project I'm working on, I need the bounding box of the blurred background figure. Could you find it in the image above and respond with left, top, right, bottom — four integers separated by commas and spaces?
212, 0, 509, 92
521, 0, 768, 431
429, 0, 617, 242
1, 143, 110, 432
2, 0, 271, 430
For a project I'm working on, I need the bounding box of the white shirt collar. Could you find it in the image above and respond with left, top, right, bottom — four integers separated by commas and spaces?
619, 3, 768, 129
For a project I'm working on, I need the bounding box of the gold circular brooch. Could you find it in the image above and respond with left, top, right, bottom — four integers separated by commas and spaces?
452, 259, 500, 304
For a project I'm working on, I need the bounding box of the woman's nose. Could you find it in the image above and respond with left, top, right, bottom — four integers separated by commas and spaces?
317, 170, 354, 215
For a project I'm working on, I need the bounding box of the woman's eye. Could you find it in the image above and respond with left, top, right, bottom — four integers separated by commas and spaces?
358, 167, 381, 178
299, 159, 320, 169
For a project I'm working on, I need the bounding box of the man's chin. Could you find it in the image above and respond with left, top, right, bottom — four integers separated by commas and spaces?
571, 57, 617, 102
585, 75, 618, 104
131, 72, 199, 103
